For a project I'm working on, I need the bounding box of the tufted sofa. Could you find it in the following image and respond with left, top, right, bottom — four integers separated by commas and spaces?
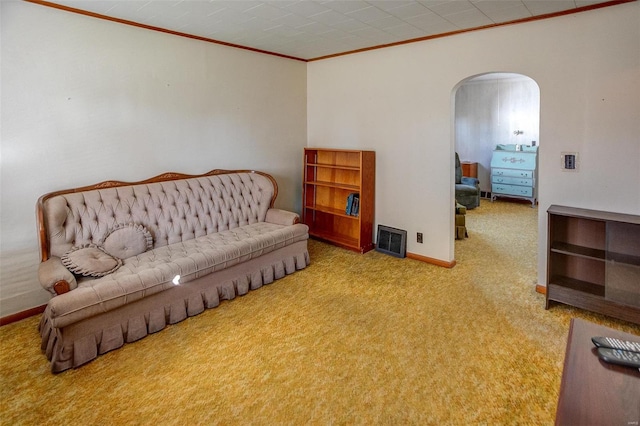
36, 169, 309, 373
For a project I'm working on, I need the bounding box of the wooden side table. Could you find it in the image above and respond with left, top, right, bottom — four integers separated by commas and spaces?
555, 318, 640, 425
460, 161, 478, 178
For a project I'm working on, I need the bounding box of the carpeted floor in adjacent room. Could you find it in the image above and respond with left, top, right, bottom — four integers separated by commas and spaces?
1, 199, 638, 425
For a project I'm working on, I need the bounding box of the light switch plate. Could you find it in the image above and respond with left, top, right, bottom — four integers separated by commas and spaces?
561, 152, 579, 172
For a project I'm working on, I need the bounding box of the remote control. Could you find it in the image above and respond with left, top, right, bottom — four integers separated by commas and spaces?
591, 336, 640, 353
597, 347, 640, 369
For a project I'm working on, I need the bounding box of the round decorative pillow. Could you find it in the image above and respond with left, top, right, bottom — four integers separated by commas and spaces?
102, 223, 153, 259
61, 244, 122, 277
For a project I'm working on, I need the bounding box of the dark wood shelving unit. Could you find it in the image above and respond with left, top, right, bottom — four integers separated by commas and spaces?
546, 205, 640, 324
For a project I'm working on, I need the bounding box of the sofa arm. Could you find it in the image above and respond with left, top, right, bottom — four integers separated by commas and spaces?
461, 177, 479, 187
265, 209, 300, 226
38, 257, 77, 295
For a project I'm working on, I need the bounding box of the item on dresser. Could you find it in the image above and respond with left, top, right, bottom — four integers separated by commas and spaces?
490, 144, 538, 207
36, 169, 310, 373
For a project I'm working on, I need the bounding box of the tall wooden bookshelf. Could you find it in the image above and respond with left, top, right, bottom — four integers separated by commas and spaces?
546, 205, 640, 324
303, 148, 375, 253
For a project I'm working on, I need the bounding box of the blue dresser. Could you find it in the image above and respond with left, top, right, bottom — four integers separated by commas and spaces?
490, 145, 538, 207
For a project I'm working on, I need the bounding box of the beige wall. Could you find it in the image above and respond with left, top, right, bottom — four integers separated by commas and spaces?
0, 2, 307, 316
308, 2, 640, 284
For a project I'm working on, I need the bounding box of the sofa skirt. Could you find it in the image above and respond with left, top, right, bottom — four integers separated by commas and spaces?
39, 241, 309, 373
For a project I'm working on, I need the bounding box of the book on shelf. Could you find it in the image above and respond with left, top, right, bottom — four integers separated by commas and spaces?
346, 193, 354, 215
345, 193, 360, 217
352, 194, 359, 217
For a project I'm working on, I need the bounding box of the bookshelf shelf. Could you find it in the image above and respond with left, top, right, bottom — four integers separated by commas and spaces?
305, 228, 359, 249
303, 148, 375, 253
306, 163, 361, 171
303, 180, 360, 191
304, 204, 360, 219
546, 205, 640, 324
550, 242, 605, 262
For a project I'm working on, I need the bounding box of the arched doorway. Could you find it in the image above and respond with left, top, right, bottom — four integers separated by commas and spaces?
454, 73, 540, 200
452, 73, 541, 263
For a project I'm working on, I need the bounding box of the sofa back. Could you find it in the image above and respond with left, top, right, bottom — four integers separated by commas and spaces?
37, 170, 277, 260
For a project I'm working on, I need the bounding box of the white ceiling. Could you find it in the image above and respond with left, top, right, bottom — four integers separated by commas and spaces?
45, 0, 622, 60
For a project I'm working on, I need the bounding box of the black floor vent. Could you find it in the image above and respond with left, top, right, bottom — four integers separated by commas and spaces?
376, 225, 407, 258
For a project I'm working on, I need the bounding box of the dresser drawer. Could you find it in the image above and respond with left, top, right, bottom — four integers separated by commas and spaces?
490, 151, 537, 170
491, 175, 534, 186
492, 184, 533, 197
492, 168, 534, 179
